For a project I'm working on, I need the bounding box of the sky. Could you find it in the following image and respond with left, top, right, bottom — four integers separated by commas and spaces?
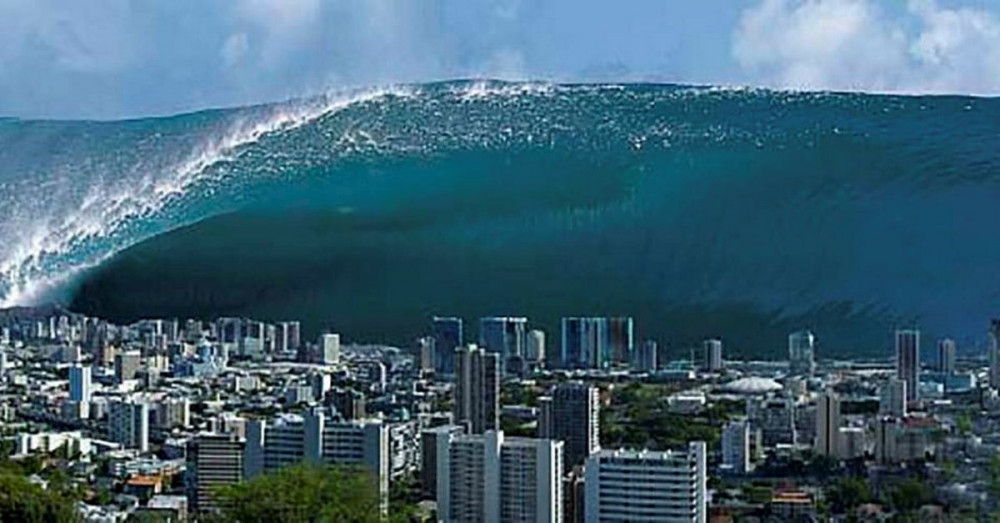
2, 0, 1000, 119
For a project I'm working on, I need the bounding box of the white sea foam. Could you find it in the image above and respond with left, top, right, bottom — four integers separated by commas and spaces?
0, 85, 414, 307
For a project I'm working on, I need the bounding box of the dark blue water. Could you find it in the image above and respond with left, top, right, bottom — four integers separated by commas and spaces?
2, 81, 998, 356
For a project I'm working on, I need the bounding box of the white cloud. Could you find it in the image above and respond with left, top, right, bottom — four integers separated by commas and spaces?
733, 0, 1000, 94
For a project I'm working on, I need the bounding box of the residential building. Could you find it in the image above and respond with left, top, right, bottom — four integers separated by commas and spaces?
108, 398, 150, 452
453, 344, 499, 434
244, 410, 389, 510
538, 382, 600, 472
584, 443, 707, 523
722, 419, 751, 475
436, 430, 563, 523
879, 378, 907, 419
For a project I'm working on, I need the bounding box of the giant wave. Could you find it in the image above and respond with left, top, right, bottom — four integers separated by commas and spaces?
2, 81, 999, 356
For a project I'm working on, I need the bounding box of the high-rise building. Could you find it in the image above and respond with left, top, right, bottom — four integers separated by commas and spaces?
722, 420, 751, 475
433, 317, 464, 375
320, 333, 340, 365
584, 443, 707, 523
108, 398, 150, 452
69, 364, 92, 419
244, 410, 389, 511
606, 317, 634, 366
560, 317, 609, 370
153, 397, 190, 430
788, 330, 816, 376
634, 339, 658, 372
186, 433, 244, 515
990, 320, 1000, 389
895, 329, 920, 402
879, 378, 907, 419
114, 350, 142, 385
420, 424, 464, 500
436, 430, 563, 523
453, 344, 499, 434
417, 336, 435, 373
538, 382, 600, 472
526, 329, 546, 367
69, 365, 92, 403
937, 338, 956, 374
331, 387, 366, 421
703, 338, 724, 372
815, 389, 841, 458
478, 317, 527, 374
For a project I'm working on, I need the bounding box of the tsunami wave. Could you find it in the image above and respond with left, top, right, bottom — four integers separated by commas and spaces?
2, 80, 1000, 355
0, 85, 416, 306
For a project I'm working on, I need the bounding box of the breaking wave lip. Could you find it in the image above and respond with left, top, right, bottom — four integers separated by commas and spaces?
0, 85, 419, 308
0, 79, 609, 308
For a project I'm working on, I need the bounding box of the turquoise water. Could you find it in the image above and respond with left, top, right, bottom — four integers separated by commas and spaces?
1, 81, 998, 356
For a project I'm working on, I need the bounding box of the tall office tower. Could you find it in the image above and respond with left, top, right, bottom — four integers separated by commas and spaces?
538, 382, 600, 472
526, 329, 546, 368
815, 389, 841, 458
879, 378, 908, 418
114, 350, 142, 385
453, 345, 500, 434
69, 365, 92, 419
186, 433, 244, 515
217, 317, 242, 350
606, 317, 634, 365
937, 339, 956, 374
433, 317, 464, 375
244, 410, 389, 511
703, 338, 724, 372
584, 442, 707, 523
560, 317, 609, 369
320, 333, 340, 365
478, 317, 528, 374
420, 425, 465, 500
895, 329, 921, 402
436, 430, 563, 523
990, 319, 1000, 389
634, 339, 658, 372
0, 347, 7, 379
722, 420, 751, 475
108, 398, 150, 452
788, 330, 816, 376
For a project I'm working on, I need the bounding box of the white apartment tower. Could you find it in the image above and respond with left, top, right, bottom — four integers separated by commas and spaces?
436, 430, 563, 523
584, 442, 708, 523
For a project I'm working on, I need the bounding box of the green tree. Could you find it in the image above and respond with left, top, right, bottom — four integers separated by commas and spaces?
212, 463, 382, 523
826, 476, 871, 513
889, 479, 934, 514
0, 470, 79, 523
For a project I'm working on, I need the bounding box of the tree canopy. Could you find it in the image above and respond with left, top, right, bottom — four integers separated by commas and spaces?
0, 470, 78, 523
210, 463, 383, 523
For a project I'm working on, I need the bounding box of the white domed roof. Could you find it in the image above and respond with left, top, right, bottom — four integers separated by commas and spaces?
722, 377, 783, 394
